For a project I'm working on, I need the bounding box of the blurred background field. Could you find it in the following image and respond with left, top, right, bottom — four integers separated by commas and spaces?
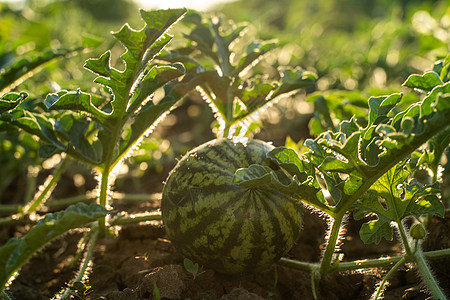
1, 0, 449, 200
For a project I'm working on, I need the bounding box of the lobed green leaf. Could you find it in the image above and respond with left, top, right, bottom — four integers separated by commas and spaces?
353, 165, 444, 244
0, 203, 109, 290
0, 47, 83, 94
0, 92, 28, 114
403, 71, 443, 92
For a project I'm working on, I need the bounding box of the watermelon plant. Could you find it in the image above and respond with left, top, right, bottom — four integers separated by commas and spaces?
158, 58, 450, 298
0, 5, 449, 299
231, 58, 450, 298
0, 7, 315, 299
155, 11, 450, 299
159, 11, 317, 138
0, 8, 188, 299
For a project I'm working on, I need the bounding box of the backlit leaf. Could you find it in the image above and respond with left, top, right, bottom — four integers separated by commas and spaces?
0, 203, 109, 290
403, 71, 443, 92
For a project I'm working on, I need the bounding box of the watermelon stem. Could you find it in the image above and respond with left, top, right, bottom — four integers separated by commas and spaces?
279, 248, 450, 272
371, 255, 407, 300
319, 213, 344, 278
109, 212, 162, 226
56, 226, 99, 299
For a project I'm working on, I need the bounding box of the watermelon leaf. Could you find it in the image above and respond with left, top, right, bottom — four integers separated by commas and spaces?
353, 165, 444, 244
44, 90, 109, 123
0, 203, 109, 290
160, 12, 316, 138
244, 65, 450, 225
0, 92, 28, 114
0, 47, 84, 94
39, 9, 187, 166
6, 109, 67, 154
403, 71, 443, 92
233, 158, 327, 213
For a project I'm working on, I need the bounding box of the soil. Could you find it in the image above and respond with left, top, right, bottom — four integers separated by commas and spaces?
3, 201, 449, 300
1, 101, 449, 300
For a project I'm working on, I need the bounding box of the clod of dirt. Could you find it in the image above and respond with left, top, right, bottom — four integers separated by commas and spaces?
219, 287, 264, 300
140, 265, 186, 299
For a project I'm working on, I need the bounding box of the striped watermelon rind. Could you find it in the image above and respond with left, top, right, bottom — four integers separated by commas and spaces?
161, 138, 303, 274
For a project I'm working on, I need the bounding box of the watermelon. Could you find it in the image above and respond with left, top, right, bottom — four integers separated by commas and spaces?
161, 138, 303, 274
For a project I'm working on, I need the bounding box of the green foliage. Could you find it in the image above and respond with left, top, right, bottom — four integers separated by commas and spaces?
160, 12, 316, 138
354, 167, 443, 244
0, 47, 84, 94
1, 9, 187, 168
219, 0, 450, 91
0, 92, 27, 114
0, 7, 189, 298
183, 258, 205, 279
0, 203, 109, 290
69, 281, 93, 299
0, 2, 449, 299
267, 58, 449, 209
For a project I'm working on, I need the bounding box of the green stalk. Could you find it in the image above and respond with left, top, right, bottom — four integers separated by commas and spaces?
311, 269, 318, 300
413, 247, 448, 300
0, 204, 21, 214
58, 228, 99, 300
397, 221, 413, 256
97, 165, 112, 236
279, 248, 450, 273
45, 192, 160, 209
23, 166, 39, 205
1, 290, 12, 300
109, 212, 162, 226
0, 215, 30, 226
25, 157, 71, 213
372, 256, 407, 300
319, 214, 344, 277
277, 258, 317, 272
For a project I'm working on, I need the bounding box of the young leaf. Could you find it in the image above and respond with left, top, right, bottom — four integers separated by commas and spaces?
0, 92, 28, 114
6, 109, 67, 155
0, 203, 109, 290
54, 114, 102, 163
44, 90, 109, 123
403, 71, 443, 92
81, 9, 186, 119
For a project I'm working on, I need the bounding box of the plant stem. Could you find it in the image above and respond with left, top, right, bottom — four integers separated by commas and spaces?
397, 221, 413, 256
280, 248, 450, 273
97, 166, 111, 236
0, 215, 30, 226
1, 290, 12, 300
25, 156, 71, 213
58, 228, 99, 300
319, 214, 344, 278
310, 269, 318, 300
277, 258, 317, 272
372, 256, 407, 300
413, 245, 448, 300
0, 204, 21, 214
45, 192, 160, 208
109, 212, 162, 226
23, 166, 39, 205
422, 248, 450, 259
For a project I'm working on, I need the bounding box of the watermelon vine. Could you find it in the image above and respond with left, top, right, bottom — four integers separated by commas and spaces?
0, 5, 449, 300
